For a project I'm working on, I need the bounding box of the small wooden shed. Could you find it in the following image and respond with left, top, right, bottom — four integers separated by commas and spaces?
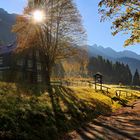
93, 72, 103, 90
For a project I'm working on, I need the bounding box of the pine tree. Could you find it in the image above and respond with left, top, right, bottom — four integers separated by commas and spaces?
126, 64, 132, 85
133, 69, 140, 86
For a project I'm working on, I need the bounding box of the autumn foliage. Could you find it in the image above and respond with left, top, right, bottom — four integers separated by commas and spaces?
99, 0, 140, 46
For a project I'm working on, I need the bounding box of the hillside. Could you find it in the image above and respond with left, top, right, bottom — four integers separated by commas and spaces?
87, 44, 140, 61
87, 44, 140, 74
0, 8, 16, 44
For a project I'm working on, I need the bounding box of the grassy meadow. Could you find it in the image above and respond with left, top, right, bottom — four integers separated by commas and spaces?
0, 82, 140, 140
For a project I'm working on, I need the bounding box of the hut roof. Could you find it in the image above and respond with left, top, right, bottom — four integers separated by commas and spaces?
0, 42, 16, 55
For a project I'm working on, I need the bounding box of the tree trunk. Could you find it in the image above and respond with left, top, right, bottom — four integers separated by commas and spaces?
45, 68, 59, 133
32, 48, 37, 84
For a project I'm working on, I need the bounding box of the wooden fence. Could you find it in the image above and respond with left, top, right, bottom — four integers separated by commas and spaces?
115, 90, 133, 97
50, 80, 111, 93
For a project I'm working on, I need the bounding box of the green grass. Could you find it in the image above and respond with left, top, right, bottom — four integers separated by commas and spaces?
0, 82, 140, 140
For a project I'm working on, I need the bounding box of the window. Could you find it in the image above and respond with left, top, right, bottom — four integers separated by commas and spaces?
37, 74, 42, 82
17, 59, 23, 66
0, 57, 3, 65
37, 62, 41, 70
0, 71, 3, 80
28, 52, 32, 58
36, 51, 39, 57
28, 60, 32, 68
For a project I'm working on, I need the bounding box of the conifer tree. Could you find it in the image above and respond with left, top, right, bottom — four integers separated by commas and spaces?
126, 64, 132, 85
133, 69, 140, 86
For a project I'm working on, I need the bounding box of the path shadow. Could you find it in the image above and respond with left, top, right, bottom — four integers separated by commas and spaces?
68, 111, 140, 140
50, 85, 112, 137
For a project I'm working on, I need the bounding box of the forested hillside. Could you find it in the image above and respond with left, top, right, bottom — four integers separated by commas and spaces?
88, 56, 133, 85
87, 45, 140, 74
0, 8, 16, 44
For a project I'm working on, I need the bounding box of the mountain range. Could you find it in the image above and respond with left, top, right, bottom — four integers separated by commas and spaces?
0, 8, 139, 74
87, 44, 140, 74
87, 44, 140, 61
0, 8, 16, 44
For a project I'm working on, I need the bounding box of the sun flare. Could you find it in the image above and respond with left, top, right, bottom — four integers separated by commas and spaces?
32, 10, 45, 23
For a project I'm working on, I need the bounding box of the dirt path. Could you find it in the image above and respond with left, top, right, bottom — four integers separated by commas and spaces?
63, 100, 140, 140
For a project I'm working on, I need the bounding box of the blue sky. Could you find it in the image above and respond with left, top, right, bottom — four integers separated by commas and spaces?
0, 0, 140, 54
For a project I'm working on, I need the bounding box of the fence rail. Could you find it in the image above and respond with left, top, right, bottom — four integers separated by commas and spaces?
50, 81, 136, 99
50, 80, 111, 93
115, 90, 133, 97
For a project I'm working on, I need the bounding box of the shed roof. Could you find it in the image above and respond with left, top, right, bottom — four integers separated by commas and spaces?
93, 72, 103, 77
0, 42, 16, 55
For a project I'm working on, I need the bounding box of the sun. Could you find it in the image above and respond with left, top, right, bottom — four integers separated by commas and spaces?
32, 10, 45, 23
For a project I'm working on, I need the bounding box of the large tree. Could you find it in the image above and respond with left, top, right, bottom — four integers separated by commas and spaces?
13, 0, 86, 85
99, 0, 140, 46
12, 0, 86, 129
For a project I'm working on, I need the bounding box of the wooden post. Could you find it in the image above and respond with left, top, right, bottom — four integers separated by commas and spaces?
95, 81, 97, 90
100, 81, 102, 91
116, 91, 118, 96
119, 90, 121, 97
126, 92, 128, 97
101, 76, 103, 91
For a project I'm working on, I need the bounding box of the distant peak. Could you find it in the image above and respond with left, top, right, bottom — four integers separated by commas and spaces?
91, 44, 97, 47
98, 45, 104, 49
121, 50, 137, 53
91, 44, 104, 49
0, 8, 8, 14
106, 47, 113, 50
